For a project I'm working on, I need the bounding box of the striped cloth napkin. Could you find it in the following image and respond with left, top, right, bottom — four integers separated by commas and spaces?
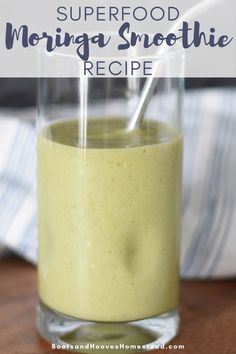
0, 88, 236, 278
0, 118, 37, 262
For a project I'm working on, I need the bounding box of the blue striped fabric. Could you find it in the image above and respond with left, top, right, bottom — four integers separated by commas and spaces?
181, 88, 236, 278
0, 118, 37, 263
0, 88, 235, 278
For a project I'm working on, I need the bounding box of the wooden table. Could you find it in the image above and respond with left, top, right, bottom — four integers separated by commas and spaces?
0, 258, 235, 354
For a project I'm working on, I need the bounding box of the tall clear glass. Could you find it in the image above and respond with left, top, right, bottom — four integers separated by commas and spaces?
37, 56, 184, 353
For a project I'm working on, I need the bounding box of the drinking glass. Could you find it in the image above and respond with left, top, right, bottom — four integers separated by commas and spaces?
37, 54, 184, 353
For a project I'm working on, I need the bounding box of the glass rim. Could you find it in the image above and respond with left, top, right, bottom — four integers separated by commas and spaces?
38, 46, 185, 61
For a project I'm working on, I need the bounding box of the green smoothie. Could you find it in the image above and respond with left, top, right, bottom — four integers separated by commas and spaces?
38, 118, 182, 322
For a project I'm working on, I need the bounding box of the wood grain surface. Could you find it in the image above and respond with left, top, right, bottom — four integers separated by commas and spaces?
0, 258, 235, 354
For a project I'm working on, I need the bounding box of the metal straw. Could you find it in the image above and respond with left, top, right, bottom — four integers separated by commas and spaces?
127, 0, 222, 131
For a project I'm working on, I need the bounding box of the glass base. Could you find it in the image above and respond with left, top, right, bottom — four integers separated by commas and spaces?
37, 302, 179, 353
